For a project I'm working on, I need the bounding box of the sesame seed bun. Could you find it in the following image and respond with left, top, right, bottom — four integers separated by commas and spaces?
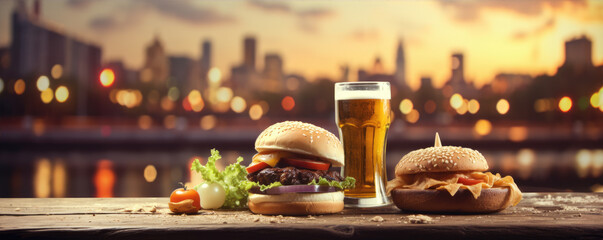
391, 188, 512, 213
255, 121, 345, 167
394, 146, 488, 176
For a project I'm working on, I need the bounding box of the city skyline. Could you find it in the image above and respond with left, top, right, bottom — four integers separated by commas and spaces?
0, 0, 602, 90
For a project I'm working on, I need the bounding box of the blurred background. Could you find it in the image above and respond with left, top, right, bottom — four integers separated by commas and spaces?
0, 0, 601, 198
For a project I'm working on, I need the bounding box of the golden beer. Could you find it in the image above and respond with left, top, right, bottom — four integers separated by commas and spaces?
335, 82, 391, 207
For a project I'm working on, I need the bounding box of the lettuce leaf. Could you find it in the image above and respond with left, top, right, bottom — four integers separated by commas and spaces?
245, 181, 283, 191
246, 176, 356, 191
191, 149, 249, 209
308, 177, 356, 189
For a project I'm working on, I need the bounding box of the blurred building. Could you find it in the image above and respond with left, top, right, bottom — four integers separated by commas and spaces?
7, 0, 102, 116
563, 36, 593, 73
231, 36, 260, 93
395, 40, 407, 89
443, 53, 477, 97
169, 56, 201, 94
491, 73, 532, 95
244, 36, 256, 70
141, 36, 169, 86
262, 53, 284, 93
199, 40, 211, 90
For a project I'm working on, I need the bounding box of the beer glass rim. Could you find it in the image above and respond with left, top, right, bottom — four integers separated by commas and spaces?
334, 81, 391, 100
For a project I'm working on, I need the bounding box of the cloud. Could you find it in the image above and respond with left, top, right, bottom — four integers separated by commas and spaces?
247, 0, 334, 34
349, 29, 380, 42
89, 15, 118, 31
86, 0, 235, 32
66, 0, 99, 9
513, 17, 556, 40
438, 0, 587, 22
144, 0, 235, 25
248, 0, 290, 13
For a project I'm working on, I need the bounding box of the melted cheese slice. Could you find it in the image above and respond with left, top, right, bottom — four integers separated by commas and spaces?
386, 172, 522, 207
252, 151, 298, 167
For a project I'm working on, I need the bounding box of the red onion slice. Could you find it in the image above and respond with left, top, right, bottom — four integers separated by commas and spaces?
248, 185, 340, 195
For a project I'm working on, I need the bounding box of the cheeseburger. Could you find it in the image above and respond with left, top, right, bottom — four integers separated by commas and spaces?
387, 133, 522, 213
246, 121, 355, 215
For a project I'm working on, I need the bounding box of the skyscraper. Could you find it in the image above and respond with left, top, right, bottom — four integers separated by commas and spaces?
244, 36, 256, 71
200, 40, 211, 89
395, 40, 406, 88
142, 35, 169, 85
450, 53, 464, 85
563, 36, 593, 73
263, 53, 283, 92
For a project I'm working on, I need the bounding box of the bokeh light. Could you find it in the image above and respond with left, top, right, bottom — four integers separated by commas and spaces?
164, 115, 177, 129
200, 115, 217, 130
40, 88, 53, 104
188, 90, 204, 112
474, 119, 492, 136
591, 92, 600, 108
100, 68, 115, 87
160, 96, 174, 111
55, 86, 69, 103
230, 96, 247, 113
517, 149, 535, 179
33, 158, 51, 198
575, 149, 591, 178
14, 79, 25, 95
208, 67, 221, 85
468, 99, 480, 114
592, 150, 603, 178
399, 99, 413, 114
51, 64, 63, 79
216, 87, 233, 103
36, 75, 49, 91
424, 100, 436, 113
558, 96, 572, 112
138, 115, 153, 130
143, 165, 158, 183
281, 96, 295, 111
406, 109, 420, 123
168, 87, 180, 101
249, 104, 263, 120
0, 78, 4, 94
456, 99, 468, 115
509, 126, 528, 142
94, 159, 115, 198
496, 99, 510, 115
449, 93, 463, 109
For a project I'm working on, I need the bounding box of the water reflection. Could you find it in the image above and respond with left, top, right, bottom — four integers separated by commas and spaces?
2, 147, 602, 197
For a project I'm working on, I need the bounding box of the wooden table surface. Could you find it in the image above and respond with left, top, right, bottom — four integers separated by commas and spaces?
0, 193, 601, 240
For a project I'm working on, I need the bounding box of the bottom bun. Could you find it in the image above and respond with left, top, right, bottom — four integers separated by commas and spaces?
248, 192, 344, 215
391, 188, 512, 213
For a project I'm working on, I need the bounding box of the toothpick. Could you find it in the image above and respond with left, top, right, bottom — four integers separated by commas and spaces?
434, 132, 442, 147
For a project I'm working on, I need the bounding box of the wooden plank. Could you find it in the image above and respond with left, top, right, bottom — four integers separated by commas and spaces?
0, 193, 601, 239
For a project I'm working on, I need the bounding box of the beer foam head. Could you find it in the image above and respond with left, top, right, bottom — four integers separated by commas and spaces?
335, 82, 391, 100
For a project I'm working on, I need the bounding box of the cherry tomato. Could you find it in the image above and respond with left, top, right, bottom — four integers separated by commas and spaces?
170, 185, 201, 211
198, 182, 226, 209
457, 177, 483, 186
246, 161, 270, 174
281, 158, 331, 171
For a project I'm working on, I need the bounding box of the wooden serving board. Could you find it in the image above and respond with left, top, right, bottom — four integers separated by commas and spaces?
0, 193, 601, 239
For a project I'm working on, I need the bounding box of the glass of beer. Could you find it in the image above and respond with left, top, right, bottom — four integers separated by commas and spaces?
335, 82, 391, 207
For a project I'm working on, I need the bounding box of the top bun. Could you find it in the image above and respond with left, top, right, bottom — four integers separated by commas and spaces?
395, 146, 488, 176
256, 121, 344, 167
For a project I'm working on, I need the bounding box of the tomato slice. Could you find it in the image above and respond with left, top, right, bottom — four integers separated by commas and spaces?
457, 177, 483, 185
281, 158, 331, 171
246, 161, 270, 174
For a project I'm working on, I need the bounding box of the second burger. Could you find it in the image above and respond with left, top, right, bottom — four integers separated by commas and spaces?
245, 121, 355, 215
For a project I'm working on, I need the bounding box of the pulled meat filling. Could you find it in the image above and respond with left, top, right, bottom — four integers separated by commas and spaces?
247, 167, 343, 185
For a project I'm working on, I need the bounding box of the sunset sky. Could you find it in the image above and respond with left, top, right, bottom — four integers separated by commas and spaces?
0, 0, 602, 90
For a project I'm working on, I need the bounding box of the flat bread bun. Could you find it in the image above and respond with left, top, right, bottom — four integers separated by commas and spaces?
255, 121, 344, 167
391, 188, 512, 213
